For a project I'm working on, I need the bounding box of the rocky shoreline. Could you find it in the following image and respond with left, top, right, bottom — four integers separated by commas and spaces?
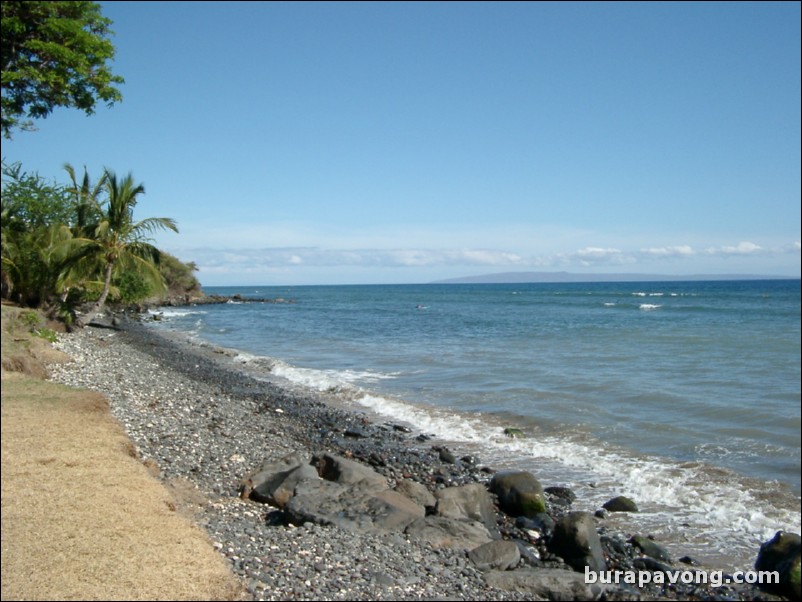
47, 316, 796, 601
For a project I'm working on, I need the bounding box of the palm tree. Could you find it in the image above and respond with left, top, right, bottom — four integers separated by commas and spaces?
75, 168, 178, 326
63, 163, 106, 237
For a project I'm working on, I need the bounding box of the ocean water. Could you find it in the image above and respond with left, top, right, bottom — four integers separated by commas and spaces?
148, 279, 801, 570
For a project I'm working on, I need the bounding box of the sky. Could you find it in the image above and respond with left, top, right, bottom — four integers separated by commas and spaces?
4, 1, 800, 286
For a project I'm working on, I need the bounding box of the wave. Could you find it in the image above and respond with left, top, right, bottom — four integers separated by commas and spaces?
351, 387, 799, 571
221, 349, 800, 569
147, 307, 208, 319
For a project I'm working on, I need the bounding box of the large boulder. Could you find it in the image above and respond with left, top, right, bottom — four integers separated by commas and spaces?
312, 452, 389, 493
241, 452, 318, 506
549, 511, 607, 572
489, 471, 546, 517
405, 516, 494, 551
755, 530, 801, 601
394, 479, 436, 510
280, 456, 424, 533
434, 482, 500, 537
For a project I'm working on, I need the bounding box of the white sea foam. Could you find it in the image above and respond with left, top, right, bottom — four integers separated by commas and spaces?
265, 360, 399, 391
147, 307, 208, 319
306, 380, 800, 571
639, 303, 662, 311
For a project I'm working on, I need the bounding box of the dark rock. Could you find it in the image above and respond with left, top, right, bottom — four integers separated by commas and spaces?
549, 511, 607, 572
489, 471, 546, 517
438, 447, 458, 464
545, 486, 577, 505
755, 530, 801, 601
312, 452, 388, 493
633, 556, 673, 573
344, 427, 370, 438
602, 495, 639, 512
241, 452, 315, 506
516, 513, 555, 537
630, 535, 672, 562
284, 478, 424, 533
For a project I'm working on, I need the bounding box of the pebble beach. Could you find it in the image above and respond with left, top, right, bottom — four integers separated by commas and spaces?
47, 317, 787, 602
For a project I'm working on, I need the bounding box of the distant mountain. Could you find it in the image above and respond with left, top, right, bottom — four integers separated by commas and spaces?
431, 271, 790, 284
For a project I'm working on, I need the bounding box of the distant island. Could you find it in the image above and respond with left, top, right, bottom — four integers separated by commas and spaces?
431, 271, 794, 284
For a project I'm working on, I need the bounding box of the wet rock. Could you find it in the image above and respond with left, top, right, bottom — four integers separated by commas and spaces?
437, 447, 458, 464
755, 530, 801, 600
516, 513, 555, 537
602, 495, 639, 512
630, 535, 672, 562
549, 511, 607, 572
490, 471, 546, 517
545, 486, 577, 507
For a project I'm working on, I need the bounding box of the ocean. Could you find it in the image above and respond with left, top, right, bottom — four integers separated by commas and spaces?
147, 279, 801, 571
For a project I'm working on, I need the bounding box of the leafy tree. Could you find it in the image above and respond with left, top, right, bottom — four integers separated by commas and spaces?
158, 252, 202, 298
73, 169, 178, 325
112, 270, 151, 303
63, 162, 105, 236
1, 1, 124, 138
1, 160, 75, 305
1, 221, 75, 307
1, 160, 72, 230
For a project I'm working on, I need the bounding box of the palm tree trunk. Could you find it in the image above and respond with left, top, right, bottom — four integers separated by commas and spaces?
78, 261, 114, 327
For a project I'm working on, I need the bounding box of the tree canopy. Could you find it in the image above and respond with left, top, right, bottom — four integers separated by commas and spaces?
2, 162, 193, 323
1, 1, 124, 138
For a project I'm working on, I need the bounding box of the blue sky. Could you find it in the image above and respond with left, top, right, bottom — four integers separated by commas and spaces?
4, 1, 800, 285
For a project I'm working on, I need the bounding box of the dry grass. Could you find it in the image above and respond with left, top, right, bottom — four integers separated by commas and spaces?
1, 305, 245, 601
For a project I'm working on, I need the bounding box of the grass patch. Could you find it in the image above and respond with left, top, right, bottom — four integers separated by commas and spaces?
1, 303, 244, 601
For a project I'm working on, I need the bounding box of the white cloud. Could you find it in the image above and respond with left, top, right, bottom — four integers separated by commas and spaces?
558, 247, 635, 267
163, 237, 800, 285
641, 245, 696, 257
710, 241, 764, 255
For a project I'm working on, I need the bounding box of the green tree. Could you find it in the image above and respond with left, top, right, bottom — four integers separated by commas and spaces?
0, 160, 75, 305
158, 252, 202, 299
1, 1, 124, 138
74, 169, 177, 325
63, 162, 105, 236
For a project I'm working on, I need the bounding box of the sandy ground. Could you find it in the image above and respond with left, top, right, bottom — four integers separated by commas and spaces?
1, 306, 245, 601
